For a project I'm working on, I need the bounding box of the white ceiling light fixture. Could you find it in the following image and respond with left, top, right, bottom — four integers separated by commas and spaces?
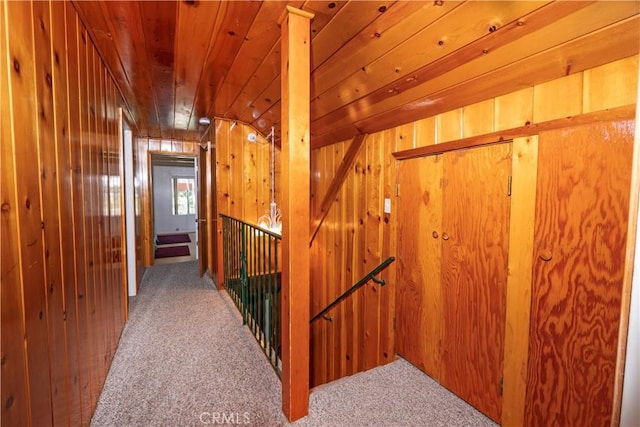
198, 117, 211, 126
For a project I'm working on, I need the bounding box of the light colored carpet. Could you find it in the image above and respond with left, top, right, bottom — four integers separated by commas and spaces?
91, 261, 496, 427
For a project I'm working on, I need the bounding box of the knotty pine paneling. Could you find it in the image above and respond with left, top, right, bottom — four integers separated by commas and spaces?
214, 119, 281, 221
379, 127, 396, 371
213, 119, 283, 288
32, 1, 71, 423
86, 39, 103, 411
77, 19, 97, 420
311, 1, 546, 122
363, 132, 384, 371
395, 123, 415, 152
133, 137, 198, 267
310, 129, 397, 387
495, 87, 534, 131
1, 2, 31, 425
1, 1, 127, 425
4, 1, 54, 424
51, 4, 82, 425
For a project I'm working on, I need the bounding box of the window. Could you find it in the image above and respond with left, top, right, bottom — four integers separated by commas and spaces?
172, 177, 195, 215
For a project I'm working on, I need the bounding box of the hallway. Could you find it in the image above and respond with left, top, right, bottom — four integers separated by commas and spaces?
91, 262, 495, 427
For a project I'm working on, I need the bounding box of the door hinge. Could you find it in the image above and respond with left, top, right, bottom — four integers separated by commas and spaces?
507, 176, 512, 197
395, 183, 400, 197
500, 376, 504, 396
393, 316, 396, 330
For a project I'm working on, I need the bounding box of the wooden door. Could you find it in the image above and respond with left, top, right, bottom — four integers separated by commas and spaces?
197, 144, 208, 277
525, 121, 633, 426
440, 143, 512, 423
396, 154, 444, 378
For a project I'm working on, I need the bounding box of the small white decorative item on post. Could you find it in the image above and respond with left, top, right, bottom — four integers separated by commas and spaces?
256, 126, 282, 234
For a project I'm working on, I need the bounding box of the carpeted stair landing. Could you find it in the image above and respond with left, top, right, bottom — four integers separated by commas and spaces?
91, 261, 496, 427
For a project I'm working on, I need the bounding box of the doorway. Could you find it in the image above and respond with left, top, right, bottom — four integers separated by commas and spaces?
150, 153, 198, 265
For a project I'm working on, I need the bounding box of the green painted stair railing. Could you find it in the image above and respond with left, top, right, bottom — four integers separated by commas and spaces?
220, 214, 282, 376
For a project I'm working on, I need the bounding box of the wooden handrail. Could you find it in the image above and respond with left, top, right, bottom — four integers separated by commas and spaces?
310, 256, 395, 323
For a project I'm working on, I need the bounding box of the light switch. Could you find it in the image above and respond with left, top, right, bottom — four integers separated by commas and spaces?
384, 198, 391, 214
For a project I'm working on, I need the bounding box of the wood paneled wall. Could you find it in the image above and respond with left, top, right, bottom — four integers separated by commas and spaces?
214, 119, 281, 223
392, 56, 639, 151
132, 137, 199, 269
1, 1, 127, 425
214, 119, 281, 285
310, 129, 397, 386
309, 53, 638, 393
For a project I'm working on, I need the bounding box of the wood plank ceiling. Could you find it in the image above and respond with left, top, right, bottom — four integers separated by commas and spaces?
72, 1, 640, 149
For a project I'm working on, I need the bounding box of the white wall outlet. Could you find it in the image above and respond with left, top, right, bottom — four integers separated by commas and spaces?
384, 198, 391, 214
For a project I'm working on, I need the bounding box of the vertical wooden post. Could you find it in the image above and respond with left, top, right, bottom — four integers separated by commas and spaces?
280, 5, 314, 422
502, 136, 538, 426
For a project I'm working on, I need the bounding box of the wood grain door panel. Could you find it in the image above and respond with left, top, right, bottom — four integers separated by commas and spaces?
440, 143, 513, 423
525, 120, 634, 426
396, 155, 444, 378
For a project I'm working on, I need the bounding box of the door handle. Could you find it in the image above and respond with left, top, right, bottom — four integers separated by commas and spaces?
539, 250, 552, 261
196, 219, 207, 223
